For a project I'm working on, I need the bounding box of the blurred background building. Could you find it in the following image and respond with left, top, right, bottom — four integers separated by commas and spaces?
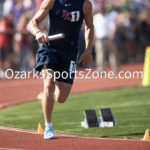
0, 0, 150, 77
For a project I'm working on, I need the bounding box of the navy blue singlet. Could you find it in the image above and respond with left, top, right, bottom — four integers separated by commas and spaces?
48, 0, 85, 50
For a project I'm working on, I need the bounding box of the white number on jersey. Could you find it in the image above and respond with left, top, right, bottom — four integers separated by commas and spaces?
71, 11, 80, 22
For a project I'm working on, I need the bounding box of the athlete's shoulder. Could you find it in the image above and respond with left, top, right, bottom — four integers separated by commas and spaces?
40, 0, 55, 10
83, 0, 93, 13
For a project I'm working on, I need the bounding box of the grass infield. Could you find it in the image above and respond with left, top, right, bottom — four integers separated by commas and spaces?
0, 86, 150, 139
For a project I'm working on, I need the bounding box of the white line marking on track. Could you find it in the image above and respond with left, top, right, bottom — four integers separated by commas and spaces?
0, 126, 149, 142
0, 148, 24, 150
0, 126, 38, 135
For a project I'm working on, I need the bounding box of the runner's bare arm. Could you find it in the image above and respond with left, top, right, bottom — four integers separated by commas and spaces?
79, 0, 94, 65
27, 0, 55, 43
84, 0, 94, 53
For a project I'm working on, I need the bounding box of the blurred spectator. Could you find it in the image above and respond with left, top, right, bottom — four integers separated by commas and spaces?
23, 0, 36, 17
115, 11, 139, 63
0, 12, 14, 77
15, 12, 34, 71
138, 9, 150, 50
3, 0, 14, 17
23, 0, 32, 10
12, 1, 25, 25
93, 7, 119, 73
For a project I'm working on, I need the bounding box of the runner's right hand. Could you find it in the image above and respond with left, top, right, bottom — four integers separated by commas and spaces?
35, 31, 49, 44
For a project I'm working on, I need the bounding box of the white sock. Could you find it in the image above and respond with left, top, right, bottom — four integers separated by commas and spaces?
45, 122, 52, 128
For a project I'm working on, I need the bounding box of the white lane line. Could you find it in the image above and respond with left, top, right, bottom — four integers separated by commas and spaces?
0, 126, 148, 142
0, 126, 38, 135
0, 148, 24, 150
0, 126, 78, 137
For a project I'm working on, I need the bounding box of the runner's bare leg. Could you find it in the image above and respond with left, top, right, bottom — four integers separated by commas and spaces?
42, 69, 55, 123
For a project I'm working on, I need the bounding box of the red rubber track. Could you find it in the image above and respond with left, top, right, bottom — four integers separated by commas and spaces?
0, 126, 149, 150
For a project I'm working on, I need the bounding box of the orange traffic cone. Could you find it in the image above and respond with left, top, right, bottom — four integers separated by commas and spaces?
142, 129, 150, 140
38, 123, 44, 134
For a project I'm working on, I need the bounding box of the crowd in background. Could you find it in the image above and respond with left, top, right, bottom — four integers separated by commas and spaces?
93, 0, 150, 72
0, 0, 150, 77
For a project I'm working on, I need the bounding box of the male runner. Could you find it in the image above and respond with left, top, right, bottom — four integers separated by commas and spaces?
28, 0, 94, 139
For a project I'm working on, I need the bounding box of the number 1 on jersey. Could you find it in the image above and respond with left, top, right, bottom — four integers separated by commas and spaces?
71, 11, 80, 22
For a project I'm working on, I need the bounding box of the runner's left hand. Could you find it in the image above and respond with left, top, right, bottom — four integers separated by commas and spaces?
78, 50, 94, 66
